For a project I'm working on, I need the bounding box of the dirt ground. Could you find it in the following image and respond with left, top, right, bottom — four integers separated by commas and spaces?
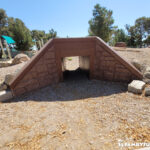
113, 47, 150, 67
0, 48, 150, 150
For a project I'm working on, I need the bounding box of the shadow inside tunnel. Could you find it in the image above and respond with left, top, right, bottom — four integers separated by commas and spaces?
4, 68, 128, 103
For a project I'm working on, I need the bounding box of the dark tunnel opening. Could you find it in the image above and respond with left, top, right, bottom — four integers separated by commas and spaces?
62, 56, 90, 81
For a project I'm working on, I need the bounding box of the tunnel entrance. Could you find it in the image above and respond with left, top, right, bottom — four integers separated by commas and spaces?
62, 56, 90, 81
10, 37, 142, 96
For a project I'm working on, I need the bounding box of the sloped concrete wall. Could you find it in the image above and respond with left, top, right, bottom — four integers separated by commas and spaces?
10, 41, 59, 96
93, 41, 138, 82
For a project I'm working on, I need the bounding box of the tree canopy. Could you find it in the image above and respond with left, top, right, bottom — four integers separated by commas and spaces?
88, 4, 114, 42
126, 17, 150, 47
8, 18, 33, 51
0, 9, 57, 51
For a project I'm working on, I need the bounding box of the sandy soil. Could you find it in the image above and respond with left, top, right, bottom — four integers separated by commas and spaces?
0, 62, 26, 83
0, 79, 150, 150
0, 49, 150, 150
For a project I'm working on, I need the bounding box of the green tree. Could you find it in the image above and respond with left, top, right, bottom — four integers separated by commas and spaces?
88, 4, 114, 42
31, 30, 46, 41
31, 29, 57, 49
0, 9, 9, 35
110, 28, 127, 46
0, 9, 8, 28
126, 17, 150, 47
46, 29, 57, 40
9, 18, 33, 51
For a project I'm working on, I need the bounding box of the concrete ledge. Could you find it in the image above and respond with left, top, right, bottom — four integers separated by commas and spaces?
0, 90, 13, 102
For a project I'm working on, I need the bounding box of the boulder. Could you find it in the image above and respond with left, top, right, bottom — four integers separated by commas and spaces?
0, 83, 7, 91
145, 66, 150, 72
144, 72, 150, 79
0, 90, 13, 102
12, 54, 30, 65
145, 87, 150, 96
131, 59, 142, 71
4, 74, 15, 85
128, 80, 146, 94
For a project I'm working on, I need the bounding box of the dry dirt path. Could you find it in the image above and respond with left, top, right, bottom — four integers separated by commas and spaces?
0, 77, 150, 150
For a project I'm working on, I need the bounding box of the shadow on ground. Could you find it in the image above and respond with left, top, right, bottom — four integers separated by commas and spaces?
5, 69, 128, 103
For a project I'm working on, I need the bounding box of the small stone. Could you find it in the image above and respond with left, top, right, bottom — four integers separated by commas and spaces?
0, 90, 13, 102
128, 80, 146, 94
144, 72, 150, 79
4, 74, 15, 85
145, 87, 150, 96
0, 83, 7, 91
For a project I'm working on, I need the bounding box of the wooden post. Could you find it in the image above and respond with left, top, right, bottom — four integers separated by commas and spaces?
0, 38, 7, 58
4, 40, 12, 59
38, 40, 41, 50
41, 39, 44, 47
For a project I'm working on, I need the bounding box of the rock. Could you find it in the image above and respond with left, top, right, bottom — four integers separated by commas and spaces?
12, 54, 30, 65
4, 74, 15, 85
0, 83, 7, 91
0, 90, 13, 102
131, 59, 142, 71
128, 80, 146, 94
146, 66, 150, 72
144, 72, 150, 79
145, 87, 150, 96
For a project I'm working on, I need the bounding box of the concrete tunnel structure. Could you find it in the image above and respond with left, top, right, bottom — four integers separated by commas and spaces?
10, 37, 143, 96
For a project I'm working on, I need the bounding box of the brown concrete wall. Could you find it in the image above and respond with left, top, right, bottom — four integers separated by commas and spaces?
10, 37, 142, 96
93, 38, 139, 82
10, 40, 59, 96
79, 56, 90, 70
54, 38, 95, 80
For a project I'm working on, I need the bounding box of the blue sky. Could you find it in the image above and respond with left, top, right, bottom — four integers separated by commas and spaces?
1, 0, 150, 37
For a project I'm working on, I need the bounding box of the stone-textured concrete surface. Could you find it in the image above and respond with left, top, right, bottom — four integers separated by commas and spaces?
128, 80, 146, 94
0, 90, 13, 102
